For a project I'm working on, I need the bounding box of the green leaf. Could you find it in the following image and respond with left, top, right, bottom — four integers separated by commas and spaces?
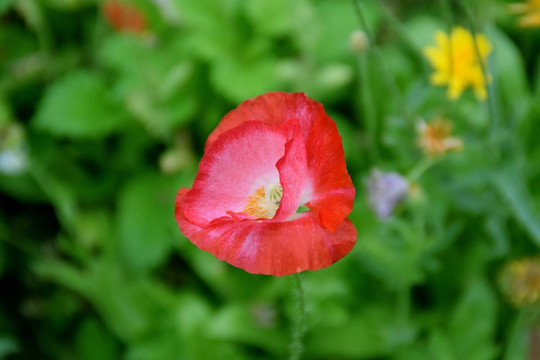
0, 25, 38, 75
125, 333, 184, 360
309, 0, 373, 62
206, 303, 288, 358
0, 97, 13, 126
0, 336, 18, 359
0, 173, 45, 202
404, 15, 446, 54
97, 35, 198, 134
245, 0, 310, 36
211, 57, 280, 103
305, 306, 398, 358
87, 263, 171, 342
75, 318, 120, 360
39, 0, 93, 11
125, 293, 234, 360
33, 258, 90, 296
356, 219, 426, 289
172, 0, 242, 60
36, 258, 174, 342
427, 329, 457, 360
448, 280, 498, 360
503, 310, 528, 360
0, 0, 13, 15
487, 25, 531, 117
424, 280, 498, 360
116, 172, 186, 273
97, 35, 149, 98
33, 71, 130, 138
493, 166, 540, 247
125, 89, 197, 138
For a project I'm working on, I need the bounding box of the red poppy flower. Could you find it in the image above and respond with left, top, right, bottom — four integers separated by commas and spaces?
175, 92, 356, 276
103, 0, 147, 34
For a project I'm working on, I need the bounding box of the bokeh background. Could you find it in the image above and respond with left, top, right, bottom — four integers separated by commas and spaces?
1, 0, 540, 359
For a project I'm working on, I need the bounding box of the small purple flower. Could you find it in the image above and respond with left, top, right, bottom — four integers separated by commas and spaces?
366, 169, 409, 219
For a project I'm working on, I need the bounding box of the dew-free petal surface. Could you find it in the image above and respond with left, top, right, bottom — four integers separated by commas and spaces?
176, 189, 357, 276
205, 92, 355, 232
182, 121, 286, 226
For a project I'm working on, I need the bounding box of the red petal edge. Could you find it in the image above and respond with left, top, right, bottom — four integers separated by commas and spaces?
175, 188, 357, 276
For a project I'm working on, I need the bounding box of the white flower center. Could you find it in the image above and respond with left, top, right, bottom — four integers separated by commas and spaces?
243, 183, 283, 219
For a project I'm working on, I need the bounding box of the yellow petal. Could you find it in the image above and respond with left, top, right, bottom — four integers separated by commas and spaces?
435, 31, 449, 49
430, 72, 449, 85
474, 85, 488, 100
423, 47, 440, 61
448, 80, 465, 100
475, 34, 493, 56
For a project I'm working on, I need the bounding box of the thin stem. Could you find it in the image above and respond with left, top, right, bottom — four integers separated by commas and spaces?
378, 2, 426, 65
439, 0, 456, 117
14, 0, 54, 63
357, 53, 380, 163
458, 0, 501, 162
396, 286, 411, 325
289, 273, 306, 360
351, 0, 411, 124
407, 157, 437, 182
0, 235, 41, 260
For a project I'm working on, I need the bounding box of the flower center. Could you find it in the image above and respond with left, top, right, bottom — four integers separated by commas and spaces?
243, 183, 283, 219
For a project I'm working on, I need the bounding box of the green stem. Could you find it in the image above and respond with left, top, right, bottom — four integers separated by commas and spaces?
378, 2, 426, 65
407, 157, 437, 182
289, 273, 306, 360
396, 286, 411, 327
351, 0, 411, 125
457, 0, 500, 162
14, 0, 54, 60
358, 53, 380, 163
439, 0, 456, 118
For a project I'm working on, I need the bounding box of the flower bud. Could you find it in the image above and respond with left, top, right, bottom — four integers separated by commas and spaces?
349, 30, 369, 54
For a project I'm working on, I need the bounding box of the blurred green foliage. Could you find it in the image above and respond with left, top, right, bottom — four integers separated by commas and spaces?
1, 0, 540, 359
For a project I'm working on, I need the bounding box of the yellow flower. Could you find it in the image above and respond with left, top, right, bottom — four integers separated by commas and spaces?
423, 26, 492, 101
499, 257, 540, 307
508, 0, 540, 28
416, 117, 463, 156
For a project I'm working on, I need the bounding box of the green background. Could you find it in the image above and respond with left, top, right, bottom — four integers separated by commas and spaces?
1, 0, 540, 359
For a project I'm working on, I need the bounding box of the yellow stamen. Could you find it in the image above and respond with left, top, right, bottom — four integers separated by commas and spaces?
243, 184, 283, 219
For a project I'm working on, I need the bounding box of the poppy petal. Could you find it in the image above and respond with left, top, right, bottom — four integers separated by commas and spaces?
205, 92, 354, 232
176, 189, 357, 276
304, 110, 355, 232
205, 92, 314, 149
272, 117, 309, 221
182, 121, 287, 226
